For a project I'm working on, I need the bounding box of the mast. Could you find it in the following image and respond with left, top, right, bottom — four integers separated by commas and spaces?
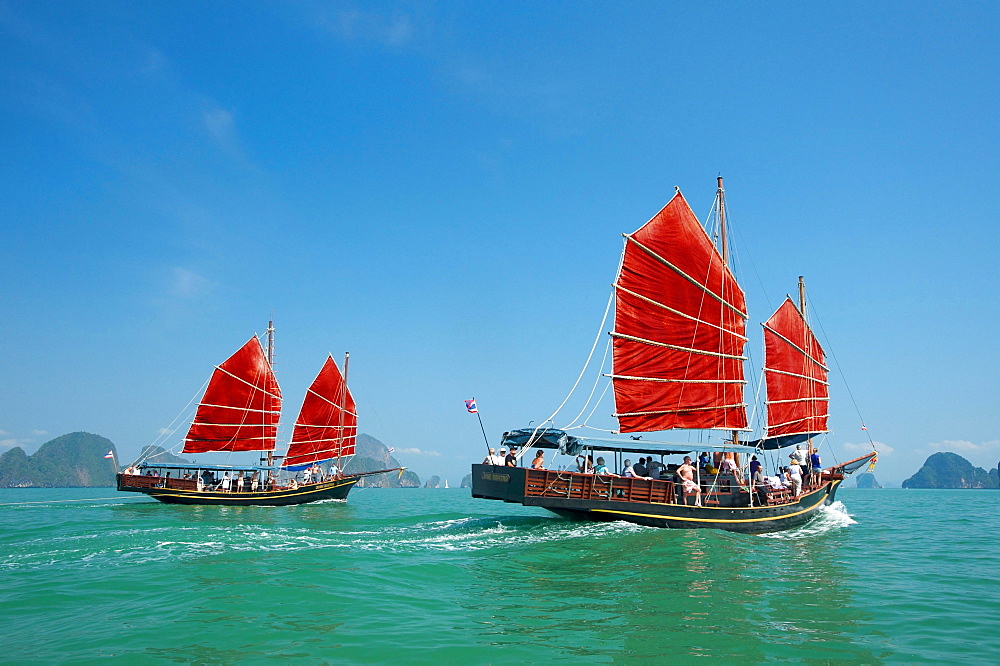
718, 176, 739, 448
338, 351, 350, 473
797, 277, 813, 455
266, 319, 275, 468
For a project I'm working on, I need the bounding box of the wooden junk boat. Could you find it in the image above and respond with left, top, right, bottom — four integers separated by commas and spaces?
471, 179, 877, 533
118, 322, 399, 506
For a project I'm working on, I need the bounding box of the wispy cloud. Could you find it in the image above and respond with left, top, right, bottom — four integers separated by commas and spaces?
202, 106, 239, 154
321, 8, 416, 47
168, 267, 215, 299
397, 447, 441, 457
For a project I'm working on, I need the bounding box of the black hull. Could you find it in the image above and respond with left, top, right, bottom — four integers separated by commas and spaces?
117, 474, 359, 506
471, 464, 841, 534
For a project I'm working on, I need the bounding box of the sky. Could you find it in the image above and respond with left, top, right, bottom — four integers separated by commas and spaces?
1, 1, 998, 487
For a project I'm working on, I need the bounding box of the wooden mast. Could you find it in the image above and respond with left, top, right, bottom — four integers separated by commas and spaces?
717, 176, 740, 450
797, 277, 815, 461
266, 319, 275, 468
337, 351, 350, 474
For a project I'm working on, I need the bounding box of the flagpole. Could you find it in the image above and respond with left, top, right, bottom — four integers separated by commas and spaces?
466, 398, 492, 458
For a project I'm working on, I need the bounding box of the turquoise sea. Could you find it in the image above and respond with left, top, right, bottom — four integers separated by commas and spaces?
1, 487, 997, 663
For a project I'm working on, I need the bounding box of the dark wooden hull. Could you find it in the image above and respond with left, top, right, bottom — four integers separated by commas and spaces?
117, 474, 358, 506
470, 464, 842, 534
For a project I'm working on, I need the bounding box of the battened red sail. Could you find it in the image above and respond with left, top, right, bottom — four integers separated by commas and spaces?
763, 298, 829, 437
611, 191, 749, 432
282, 355, 357, 469
183, 336, 282, 454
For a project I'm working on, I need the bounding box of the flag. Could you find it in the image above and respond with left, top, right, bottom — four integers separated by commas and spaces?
861, 423, 867, 431
104, 450, 114, 459
464, 399, 478, 413
387, 447, 395, 454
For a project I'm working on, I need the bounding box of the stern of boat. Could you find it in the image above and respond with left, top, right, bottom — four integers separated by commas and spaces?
470, 464, 528, 503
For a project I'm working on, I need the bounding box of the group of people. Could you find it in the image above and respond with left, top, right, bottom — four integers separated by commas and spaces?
756, 445, 822, 497
482, 447, 531, 468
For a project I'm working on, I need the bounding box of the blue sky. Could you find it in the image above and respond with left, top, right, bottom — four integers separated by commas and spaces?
1, 1, 997, 486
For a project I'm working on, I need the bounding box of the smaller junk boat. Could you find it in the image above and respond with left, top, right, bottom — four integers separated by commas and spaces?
118, 322, 400, 506
471, 179, 877, 533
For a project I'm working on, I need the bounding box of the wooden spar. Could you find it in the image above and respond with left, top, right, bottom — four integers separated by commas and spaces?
796, 277, 815, 459
717, 176, 741, 450
338, 351, 350, 473
266, 319, 276, 468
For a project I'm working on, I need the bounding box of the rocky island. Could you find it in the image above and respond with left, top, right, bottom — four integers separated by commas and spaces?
902, 452, 999, 489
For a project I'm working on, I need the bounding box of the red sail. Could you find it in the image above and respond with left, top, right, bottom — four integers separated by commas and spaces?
611, 191, 748, 432
763, 298, 829, 437
183, 336, 282, 454
282, 355, 357, 468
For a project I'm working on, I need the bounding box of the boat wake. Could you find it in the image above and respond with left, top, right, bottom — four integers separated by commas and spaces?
757, 500, 856, 540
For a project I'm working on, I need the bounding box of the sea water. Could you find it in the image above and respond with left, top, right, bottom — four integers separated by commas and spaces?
0, 487, 996, 662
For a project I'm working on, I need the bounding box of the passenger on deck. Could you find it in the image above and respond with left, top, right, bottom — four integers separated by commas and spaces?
646, 457, 664, 479
719, 453, 741, 481
620, 459, 636, 477
482, 448, 498, 465
791, 444, 808, 468
633, 457, 648, 477
237, 474, 245, 492
593, 457, 613, 475
576, 454, 594, 474
678, 456, 702, 506
221, 472, 232, 492
749, 455, 763, 485
250, 472, 259, 492
810, 449, 822, 484
303, 466, 313, 484
498, 448, 508, 466
531, 450, 545, 470
505, 448, 519, 467
698, 452, 710, 470
787, 456, 803, 496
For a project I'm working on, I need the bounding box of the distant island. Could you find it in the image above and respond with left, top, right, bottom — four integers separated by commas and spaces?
902, 452, 999, 489
853, 472, 882, 489
0, 431, 421, 488
0, 432, 118, 487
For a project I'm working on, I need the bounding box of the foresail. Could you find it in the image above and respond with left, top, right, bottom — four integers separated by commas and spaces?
763, 297, 829, 438
611, 191, 749, 432
183, 336, 282, 454
282, 355, 357, 469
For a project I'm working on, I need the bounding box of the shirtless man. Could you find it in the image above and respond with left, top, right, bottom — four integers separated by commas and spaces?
678, 456, 702, 506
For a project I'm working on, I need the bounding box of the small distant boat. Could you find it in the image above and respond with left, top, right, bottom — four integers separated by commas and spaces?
444, 479, 449, 488
472, 179, 876, 533
117, 322, 400, 506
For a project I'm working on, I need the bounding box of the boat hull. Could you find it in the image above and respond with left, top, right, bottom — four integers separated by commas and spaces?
470, 464, 841, 534
117, 474, 359, 506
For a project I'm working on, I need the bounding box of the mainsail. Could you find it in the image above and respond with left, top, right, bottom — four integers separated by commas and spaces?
611, 191, 749, 432
183, 336, 282, 454
762, 297, 829, 438
282, 355, 357, 469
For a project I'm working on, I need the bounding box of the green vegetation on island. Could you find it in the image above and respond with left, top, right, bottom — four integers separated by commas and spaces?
902, 452, 999, 489
0, 431, 422, 489
0, 432, 118, 488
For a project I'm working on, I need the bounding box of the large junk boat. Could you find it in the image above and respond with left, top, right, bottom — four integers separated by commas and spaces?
118, 322, 399, 506
471, 179, 877, 533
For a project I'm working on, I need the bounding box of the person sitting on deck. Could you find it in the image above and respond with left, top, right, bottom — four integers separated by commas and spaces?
505, 448, 519, 467
646, 458, 664, 479
593, 457, 613, 475
633, 457, 648, 477
622, 460, 651, 480
677, 456, 702, 507
482, 448, 498, 465
749, 455, 764, 486
531, 450, 545, 470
